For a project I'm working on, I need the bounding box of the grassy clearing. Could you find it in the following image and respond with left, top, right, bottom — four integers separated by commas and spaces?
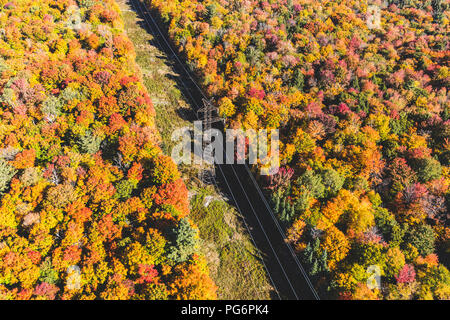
117, 0, 272, 299
190, 189, 273, 299
118, 0, 192, 155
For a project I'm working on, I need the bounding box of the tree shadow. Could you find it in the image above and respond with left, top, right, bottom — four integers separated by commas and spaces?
127, 0, 205, 115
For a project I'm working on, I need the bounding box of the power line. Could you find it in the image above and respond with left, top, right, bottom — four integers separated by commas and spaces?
132, 0, 317, 299
224, 154, 300, 299
245, 165, 321, 300
215, 162, 282, 300
129, 0, 283, 300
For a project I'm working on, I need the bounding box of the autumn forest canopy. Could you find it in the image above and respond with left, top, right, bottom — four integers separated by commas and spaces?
0, 0, 449, 301
149, 0, 450, 299
0, 0, 216, 299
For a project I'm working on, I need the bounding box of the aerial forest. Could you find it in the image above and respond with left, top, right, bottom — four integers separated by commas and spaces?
0, 0, 217, 299
148, 0, 450, 299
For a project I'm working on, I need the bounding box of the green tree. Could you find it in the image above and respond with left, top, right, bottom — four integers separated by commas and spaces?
168, 218, 198, 263
297, 170, 325, 199
310, 259, 319, 275
115, 179, 137, 200
319, 249, 329, 272
303, 242, 314, 264
272, 191, 281, 214
321, 168, 344, 198
292, 68, 304, 91
415, 158, 442, 183
78, 131, 102, 154
405, 224, 436, 256
205, 3, 218, 21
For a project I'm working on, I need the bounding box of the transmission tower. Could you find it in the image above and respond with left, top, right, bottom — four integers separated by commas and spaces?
197, 98, 223, 185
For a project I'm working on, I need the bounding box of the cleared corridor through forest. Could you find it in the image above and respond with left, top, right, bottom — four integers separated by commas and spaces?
128, 0, 320, 300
